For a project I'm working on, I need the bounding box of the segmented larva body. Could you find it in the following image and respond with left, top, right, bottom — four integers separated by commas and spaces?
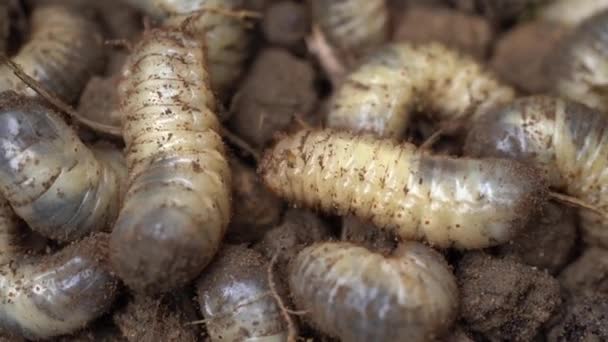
124, 0, 253, 97
548, 10, 608, 112
539, 0, 608, 27
0, 199, 119, 340
289, 241, 458, 342
465, 96, 608, 247
110, 29, 231, 293
0, 5, 104, 103
260, 129, 545, 249
311, 0, 389, 58
326, 43, 515, 139
0, 92, 124, 242
196, 245, 288, 342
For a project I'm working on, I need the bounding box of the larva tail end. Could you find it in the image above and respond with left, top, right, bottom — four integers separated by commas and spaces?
109, 207, 219, 293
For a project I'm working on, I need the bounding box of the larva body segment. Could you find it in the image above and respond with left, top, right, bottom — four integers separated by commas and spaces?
260, 129, 545, 249
111, 29, 231, 293
124, 0, 254, 97
326, 43, 515, 139
311, 0, 388, 58
0, 92, 124, 242
289, 241, 458, 342
196, 245, 288, 342
0, 200, 118, 340
0, 5, 104, 103
548, 10, 608, 111
465, 96, 608, 247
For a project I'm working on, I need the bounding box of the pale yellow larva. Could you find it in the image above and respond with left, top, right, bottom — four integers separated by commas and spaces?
260, 129, 545, 249
326, 43, 515, 139
110, 28, 231, 293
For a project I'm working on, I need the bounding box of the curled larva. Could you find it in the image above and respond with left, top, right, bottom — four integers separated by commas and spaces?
123, 0, 254, 97
196, 245, 288, 342
464, 96, 608, 247
311, 0, 389, 58
0, 5, 104, 103
326, 43, 515, 139
0, 199, 119, 340
548, 10, 608, 111
259, 129, 545, 249
110, 29, 231, 293
539, 0, 608, 27
289, 241, 458, 342
0, 92, 124, 242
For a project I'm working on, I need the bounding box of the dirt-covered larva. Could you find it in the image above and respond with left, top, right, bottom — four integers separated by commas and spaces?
464, 96, 608, 247
0, 5, 104, 104
326, 43, 515, 139
110, 29, 231, 293
547, 10, 608, 111
196, 245, 288, 342
123, 0, 254, 98
0, 92, 124, 242
539, 0, 608, 27
311, 0, 389, 59
289, 241, 458, 342
0, 199, 119, 340
260, 128, 545, 249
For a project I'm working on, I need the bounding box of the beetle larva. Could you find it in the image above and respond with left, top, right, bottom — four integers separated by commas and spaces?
464, 96, 608, 247
0, 199, 118, 340
196, 245, 288, 342
0, 92, 124, 242
326, 43, 515, 139
289, 241, 458, 342
259, 129, 545, 249
110, 28, 231, 293
311, 0, 389, 59
547, 10, 608, 111
123, 0, 255, 98
0, 5, 104, 103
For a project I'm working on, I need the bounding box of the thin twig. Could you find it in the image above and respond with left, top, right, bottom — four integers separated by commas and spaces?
220, 126, 261, 162
292, 113, 312, 130
0, 55, 122, 137
306, 25, 346, 87
419, 127, 444, 150
268, 253, 298, 342
549, 191, 607, 218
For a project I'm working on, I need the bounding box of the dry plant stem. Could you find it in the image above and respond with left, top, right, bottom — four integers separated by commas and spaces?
419, 127, 445, 150
111, 28, 231, 293
0, 199, 118, 340
0, 92, 125, 242
549, 191, 607, 218
306, 25, 346, 86
326, 43, 514, 139
0, 56, 122, 137
465, 96, 608, 247
260, 129, 545, 249
268, 253, 298, 342
221, 126, 261, 162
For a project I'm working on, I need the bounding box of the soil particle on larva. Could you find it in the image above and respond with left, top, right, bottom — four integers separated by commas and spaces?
393, 5, 493, 60
491, 21, 566, 93
229, 48, 318, 148
113, 295, 198, 342
457, 252, 561, 341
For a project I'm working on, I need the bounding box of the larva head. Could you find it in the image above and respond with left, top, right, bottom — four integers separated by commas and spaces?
465, 96, 564, 187
288, 241, 458, 342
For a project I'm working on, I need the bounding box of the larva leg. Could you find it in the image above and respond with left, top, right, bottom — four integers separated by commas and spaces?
111, 29, 231, 293
260, 129, 545, 249
0, 200, 118, 340
289, 241, 458, 342
548, 10, 608, 111
196, 245, 290, 342
123, 0, 256, 98
311, 0, 388, 60
326, 43, 515, 139
0, 5, 105, 103
0, 92, 124, 242
464, 96, 608, 247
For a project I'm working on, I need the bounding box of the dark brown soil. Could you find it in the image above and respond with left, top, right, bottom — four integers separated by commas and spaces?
547, 293, 608, 342
228, 48, 318, 148
78, 75, 122, 129
457, 252, 561, 341
262, 1, 311, 49
560, 248, 608, 295
340, 215, 397, 255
